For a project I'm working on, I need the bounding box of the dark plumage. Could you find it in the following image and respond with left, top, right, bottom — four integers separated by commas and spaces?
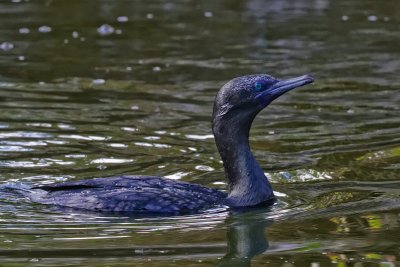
29, 176, 226, 213
15, 74, 314, 214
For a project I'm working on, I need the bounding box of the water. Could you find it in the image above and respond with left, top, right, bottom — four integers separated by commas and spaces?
0, 0, 399, 266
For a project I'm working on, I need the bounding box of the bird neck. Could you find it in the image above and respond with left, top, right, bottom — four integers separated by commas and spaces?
212, 114, 274, 207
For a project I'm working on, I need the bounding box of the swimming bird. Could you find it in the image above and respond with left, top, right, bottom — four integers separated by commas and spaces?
13, 74, 314, 214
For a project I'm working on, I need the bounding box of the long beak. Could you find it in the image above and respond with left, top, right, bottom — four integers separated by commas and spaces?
268, 74, 314, 100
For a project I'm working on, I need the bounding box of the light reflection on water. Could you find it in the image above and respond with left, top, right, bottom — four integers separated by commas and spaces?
0, 0, 400, 266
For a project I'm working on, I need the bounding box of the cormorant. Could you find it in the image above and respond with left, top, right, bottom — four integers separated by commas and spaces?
11, 74, 314, 214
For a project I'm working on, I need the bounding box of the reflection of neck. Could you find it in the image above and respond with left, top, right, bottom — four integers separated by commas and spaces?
212, 112, 274, 207
216, 213, 270, 267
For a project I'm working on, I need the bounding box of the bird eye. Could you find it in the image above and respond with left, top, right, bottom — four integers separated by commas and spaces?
254, 82, 263, 91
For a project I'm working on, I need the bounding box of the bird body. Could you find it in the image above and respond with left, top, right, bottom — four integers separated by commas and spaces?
10, 73, 314, 214
29, 176, 226, 214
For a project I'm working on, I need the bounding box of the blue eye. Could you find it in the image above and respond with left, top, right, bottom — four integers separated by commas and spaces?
254, 82, 263, 91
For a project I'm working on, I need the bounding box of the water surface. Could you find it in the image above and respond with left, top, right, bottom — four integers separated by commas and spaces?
0, 0, 399, 266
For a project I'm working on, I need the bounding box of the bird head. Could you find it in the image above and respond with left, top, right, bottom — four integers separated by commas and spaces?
212, 74, 314, 135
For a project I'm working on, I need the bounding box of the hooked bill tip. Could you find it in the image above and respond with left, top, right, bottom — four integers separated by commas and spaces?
302, 74, 314, 84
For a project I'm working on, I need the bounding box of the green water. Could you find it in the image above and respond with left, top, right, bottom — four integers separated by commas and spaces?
0, 0, 399, 266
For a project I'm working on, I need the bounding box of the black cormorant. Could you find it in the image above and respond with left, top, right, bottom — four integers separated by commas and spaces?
14, 74, 314, 214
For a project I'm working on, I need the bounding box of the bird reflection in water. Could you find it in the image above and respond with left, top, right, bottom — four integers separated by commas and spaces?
217, 209, 272, 267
